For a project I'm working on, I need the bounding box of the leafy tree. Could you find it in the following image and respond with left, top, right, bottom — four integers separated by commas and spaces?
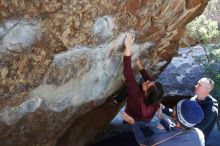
185, 15, 219, 45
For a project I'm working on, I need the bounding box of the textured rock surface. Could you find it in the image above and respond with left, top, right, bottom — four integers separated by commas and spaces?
158, 45, 207, 97
0, 1, 208, 146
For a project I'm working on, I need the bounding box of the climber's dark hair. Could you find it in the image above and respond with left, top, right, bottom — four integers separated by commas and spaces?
144, 81, 164, 105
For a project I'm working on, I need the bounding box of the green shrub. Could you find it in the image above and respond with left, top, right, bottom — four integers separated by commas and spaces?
185, 15, 219, 44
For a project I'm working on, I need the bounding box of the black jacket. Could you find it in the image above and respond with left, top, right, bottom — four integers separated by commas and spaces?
191, 95, 218, 141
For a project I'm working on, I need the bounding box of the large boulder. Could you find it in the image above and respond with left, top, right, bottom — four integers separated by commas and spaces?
158, 45, 207, 106
0, 1, 208, 146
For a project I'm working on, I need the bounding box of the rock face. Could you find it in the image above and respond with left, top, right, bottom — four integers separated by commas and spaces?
158, 45, 207, 106
159, 45, 207, 97
0, 1, 208, 146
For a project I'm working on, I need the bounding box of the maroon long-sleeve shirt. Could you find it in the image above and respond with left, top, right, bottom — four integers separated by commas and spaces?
124, 56, 159, 122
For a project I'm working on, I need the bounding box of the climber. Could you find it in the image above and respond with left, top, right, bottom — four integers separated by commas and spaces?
117, 33, 164, 124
